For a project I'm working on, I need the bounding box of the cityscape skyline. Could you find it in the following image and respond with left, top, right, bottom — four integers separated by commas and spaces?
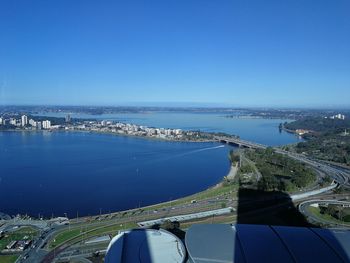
1, 0, 350, 107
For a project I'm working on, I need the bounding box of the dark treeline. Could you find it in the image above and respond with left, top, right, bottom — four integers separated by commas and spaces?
233, 148, 316, 193
284, 117, 350, 133
284, 116, 350, 165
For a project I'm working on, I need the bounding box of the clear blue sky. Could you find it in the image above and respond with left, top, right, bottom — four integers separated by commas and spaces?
0, 0, 349, 108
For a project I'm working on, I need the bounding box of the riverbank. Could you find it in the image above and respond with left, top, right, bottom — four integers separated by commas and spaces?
0, 128, 218, 143
0, 155, 235, 221
226, 164, 238, 180
0, 130, 231, 218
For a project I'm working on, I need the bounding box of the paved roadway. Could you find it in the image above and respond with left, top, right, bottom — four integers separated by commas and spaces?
137, 207, 234, 227
299, 199, 350, 228
215, 136, 350, 187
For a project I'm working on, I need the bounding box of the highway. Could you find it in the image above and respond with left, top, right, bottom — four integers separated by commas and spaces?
299, 199, 350, 227
215, 135, 350, 187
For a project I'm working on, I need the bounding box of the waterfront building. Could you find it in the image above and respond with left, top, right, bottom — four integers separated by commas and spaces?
174, 129, 182, 135
0, 117, 3, 125
295, 129, 310, 136
65, 114, 71, 122
36, 122, 42, 130
10, 118, 17, 125
42, 120, 51, 129
21, 115, 28, 126
29, 119, 36, 127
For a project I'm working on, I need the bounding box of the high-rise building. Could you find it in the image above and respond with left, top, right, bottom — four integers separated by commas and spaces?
21, 115, 28, 126
42, 120, 51, 129
65, 114, 71, 123
29, 119, 36, 127
36, 122, 42, 130
330, 113, 346, 120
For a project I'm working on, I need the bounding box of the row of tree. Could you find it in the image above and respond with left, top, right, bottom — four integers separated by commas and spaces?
244, 148, 316, 192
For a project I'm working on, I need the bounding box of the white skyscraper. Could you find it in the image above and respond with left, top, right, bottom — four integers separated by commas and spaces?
42, 120, 51, 129
21, 115, 28, 126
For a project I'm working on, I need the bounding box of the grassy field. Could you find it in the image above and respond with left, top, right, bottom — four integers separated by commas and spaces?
0, 227, 38, 263
136, 181, 237, 212
47, 175, 237, 250
48, 222, 137, 249
0, 255, 19, 263
308, 206, 350, 226
0, 226, 39, 250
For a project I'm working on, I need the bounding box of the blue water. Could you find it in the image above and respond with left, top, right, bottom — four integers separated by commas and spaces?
0, 131, 231, 217
1, 112, 301, 217
35, 111, 301, 146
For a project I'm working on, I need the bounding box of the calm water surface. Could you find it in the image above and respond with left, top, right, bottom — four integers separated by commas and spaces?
0, 131, 231, 217
1, 112, 301, 217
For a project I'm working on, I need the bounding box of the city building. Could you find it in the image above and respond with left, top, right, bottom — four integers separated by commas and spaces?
29, 119, 36, 127
65, 114, 71, 123
330, 113, 346, 120
36, 122, 42, 130
0, 117, 3, 125
295, 129, 310, 136
10, 118, 17, 126
42, 120, 51, 129
21, 115, 28, 126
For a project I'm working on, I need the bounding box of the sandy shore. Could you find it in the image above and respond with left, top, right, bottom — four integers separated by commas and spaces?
226, 164, 238, 180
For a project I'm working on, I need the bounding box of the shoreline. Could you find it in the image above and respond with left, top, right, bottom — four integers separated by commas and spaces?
0, 128, 218, 144
0, 129, 232, 219
0, 151, 234, 220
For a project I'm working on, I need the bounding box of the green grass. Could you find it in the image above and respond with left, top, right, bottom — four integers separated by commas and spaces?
48, 222, 137, 249
141, 183, 237, 212
48, 228, 82, 248
344, 215, 350, 222
47, 177, 237, 250
0, 255, 19, 263
0, 226, 39, 250
308, 206, 350, 226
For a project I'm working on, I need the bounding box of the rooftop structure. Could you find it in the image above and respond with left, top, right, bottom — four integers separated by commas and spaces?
42, 120, 51, 129
330, 114, 346, 120
105, 228, 186, 263
185, 224, 350, 263
21, 115, 28, 126
65, 114, 71, 122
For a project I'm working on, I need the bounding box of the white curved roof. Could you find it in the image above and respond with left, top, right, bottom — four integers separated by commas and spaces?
105, 228, 186, 263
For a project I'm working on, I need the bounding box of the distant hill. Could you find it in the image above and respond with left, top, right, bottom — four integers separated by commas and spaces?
284, 117, 350, 134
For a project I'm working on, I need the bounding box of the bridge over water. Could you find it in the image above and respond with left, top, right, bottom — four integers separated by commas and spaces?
215, 136, 350, 187
214, 136, 267, 149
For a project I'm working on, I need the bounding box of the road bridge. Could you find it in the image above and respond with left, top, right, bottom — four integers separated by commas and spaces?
214, 136, 267, 149
215, 136, 350, 187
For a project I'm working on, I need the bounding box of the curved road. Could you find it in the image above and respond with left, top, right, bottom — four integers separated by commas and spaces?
299, 199, 350, 228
